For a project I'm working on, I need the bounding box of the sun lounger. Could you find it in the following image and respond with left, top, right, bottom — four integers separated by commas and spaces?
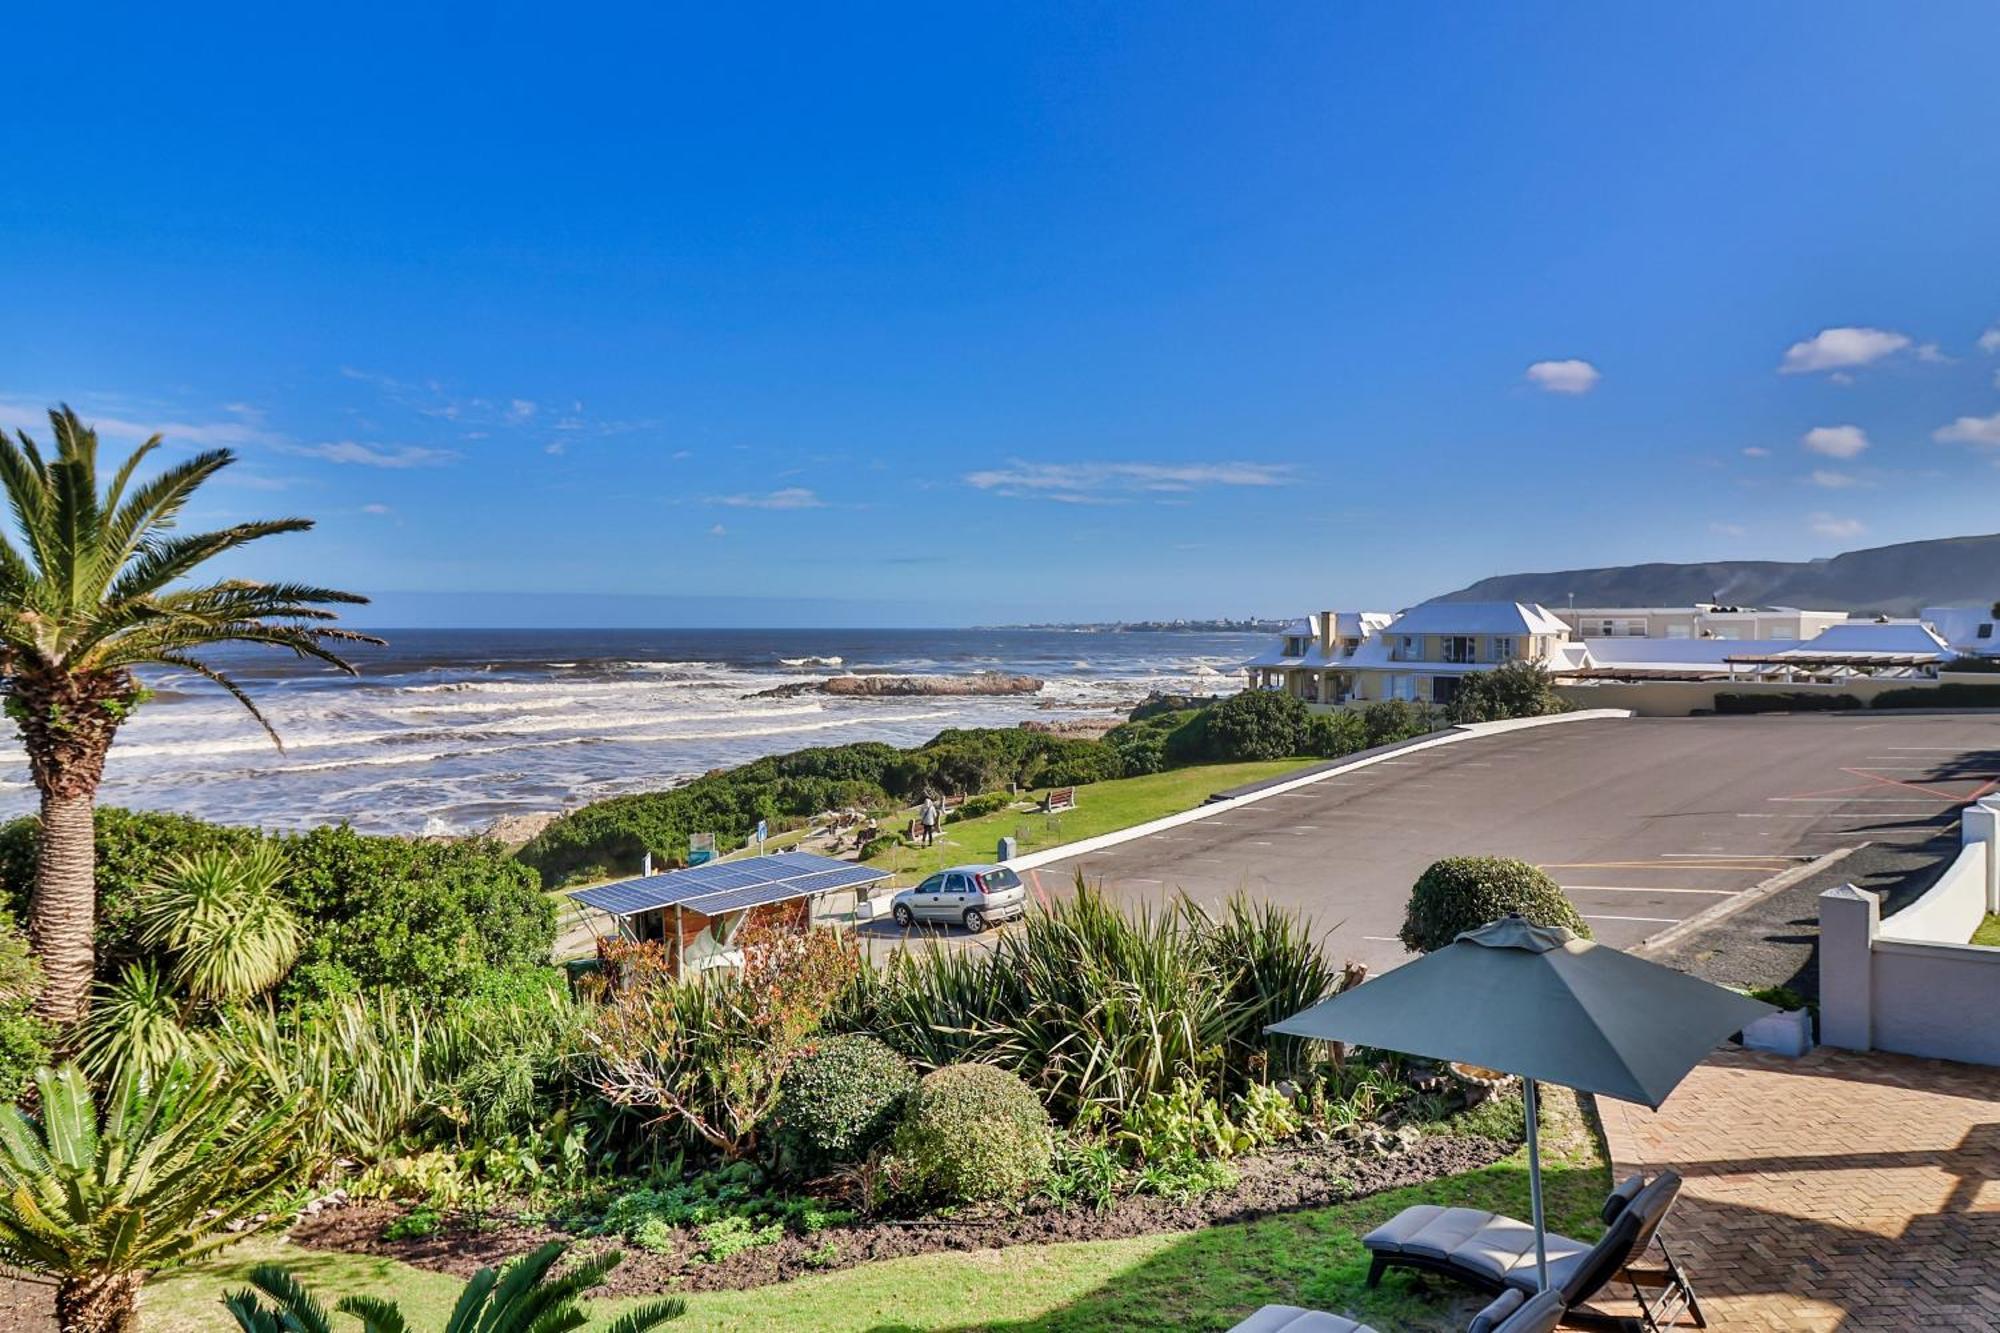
1361, 1172, 1704, 1332
1227, 1287, 1564, 1333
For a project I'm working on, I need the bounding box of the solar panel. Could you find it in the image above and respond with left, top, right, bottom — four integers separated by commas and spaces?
567, 851, 889, 919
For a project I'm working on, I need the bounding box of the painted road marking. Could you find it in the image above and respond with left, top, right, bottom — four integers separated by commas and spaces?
1769, 797, 1952, 804
1560, 884, 1739, 896
1581, 913, 1681, 924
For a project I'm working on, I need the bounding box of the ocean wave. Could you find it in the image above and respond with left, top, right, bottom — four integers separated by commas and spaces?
778, 655, 844, 668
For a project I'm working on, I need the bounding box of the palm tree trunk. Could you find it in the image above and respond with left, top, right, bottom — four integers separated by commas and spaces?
54, 1271, 143, 1333
30, 788, 99, 1030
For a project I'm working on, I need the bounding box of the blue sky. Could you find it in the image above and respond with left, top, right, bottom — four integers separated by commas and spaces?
4, 4, 1999, 626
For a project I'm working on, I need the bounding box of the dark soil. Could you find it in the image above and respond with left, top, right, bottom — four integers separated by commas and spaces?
291, 1133, 1509, 1298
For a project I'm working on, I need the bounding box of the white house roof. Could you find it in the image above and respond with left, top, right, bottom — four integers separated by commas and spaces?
1750, 620, 1949, 661
1243, 611, 1393, 670
1921, 605, 2000, 655
1386, 602, 1571, 637
1575, 638, 1799, 676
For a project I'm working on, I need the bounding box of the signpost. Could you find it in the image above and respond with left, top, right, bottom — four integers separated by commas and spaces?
755, 819, 768, 853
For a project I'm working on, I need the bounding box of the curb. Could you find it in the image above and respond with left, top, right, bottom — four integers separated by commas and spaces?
1634, 845, 1861, 960
1005, 708, 1633, 874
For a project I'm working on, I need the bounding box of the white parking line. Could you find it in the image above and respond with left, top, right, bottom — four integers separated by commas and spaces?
1769, 797, 1949, 804
1582, 913, 1681, 924
1560, 884, 1738, 896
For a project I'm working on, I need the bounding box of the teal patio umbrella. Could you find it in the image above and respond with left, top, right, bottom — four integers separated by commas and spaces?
1268, 915, 1773, 1291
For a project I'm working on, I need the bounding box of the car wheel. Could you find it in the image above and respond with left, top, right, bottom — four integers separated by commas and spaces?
963, 908, 987, 933
893, 904, 915, 928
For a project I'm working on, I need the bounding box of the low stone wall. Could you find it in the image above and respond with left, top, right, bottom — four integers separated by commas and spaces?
1820, 798, 2000, 1066
1554, 676, 1925, 717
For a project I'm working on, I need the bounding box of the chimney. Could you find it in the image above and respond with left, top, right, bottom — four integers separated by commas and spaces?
1320, 610, 1338, 657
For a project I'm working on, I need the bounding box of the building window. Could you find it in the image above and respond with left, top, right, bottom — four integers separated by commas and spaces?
1440, 635, 1477, 663
1980, 624, 1994, 640
1492, 636, 1516, 659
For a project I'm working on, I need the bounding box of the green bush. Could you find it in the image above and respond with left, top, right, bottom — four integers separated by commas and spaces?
1203, 690, 1308, 761
892, 1063, 1054, 1202
1302, 710, 1367, 758
0, 811, 555, 1005
949, 793, 1013, 822
1713, 691, 1863, 714
776, 1034, 918, 1164
0, 917, 49, 1103
1445, 661, 1571, 724
857, 834, 904, 862
1871, 682, 2000, 709
1399, 856, 1591, 954
1361, 699, 1438, 746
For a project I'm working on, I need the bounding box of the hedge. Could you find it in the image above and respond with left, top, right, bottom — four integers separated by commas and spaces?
1714, 692, 1863, 714
775, 1034, 918, 1165
892, 1063, 1054, 1202
1399, 856, 1591, 954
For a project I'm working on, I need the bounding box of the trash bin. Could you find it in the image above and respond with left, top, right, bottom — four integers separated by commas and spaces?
997, 835, 1018, 862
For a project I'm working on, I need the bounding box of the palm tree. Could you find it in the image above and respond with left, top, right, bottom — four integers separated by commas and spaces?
224, 1241, 685, 1333
0, 406, 376, 1028
137, 844, 301, 1004
0, 1060, 310, 1333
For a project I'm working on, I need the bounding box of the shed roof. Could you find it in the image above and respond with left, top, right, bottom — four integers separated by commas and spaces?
570, 850, 887, 919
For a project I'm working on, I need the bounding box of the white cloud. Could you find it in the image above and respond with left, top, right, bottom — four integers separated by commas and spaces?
1809, 513, 1865, 539
964, 460, 1290, 500
507, 399, 537, 422
1934, 412, 2000, 447
1914, 343, 1948, 364
1779, 327, 1912, 374
280, 441, 459, 468
1802, 425, 1869, 459
709, 523, 726, 537
1978, 326, 2000, 354
361, 503, 392, 515
1708, 521, 1747, 538
0, 397, 278, 449
1809, 469, 1858, 489
544, 440, 565, 456
714, 487, 823, 510
1741, 446, 1771, 458
671, 450, 693, 461
1524, 359, 1601, 395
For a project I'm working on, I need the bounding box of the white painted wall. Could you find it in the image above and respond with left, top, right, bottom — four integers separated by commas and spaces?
1819, 796, 2000, 1065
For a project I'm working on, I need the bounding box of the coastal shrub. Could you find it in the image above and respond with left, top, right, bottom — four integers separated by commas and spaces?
0, 811, 554, 1003
1871, 682, 2000, 709
0, 917, 49, 1103
1105, 708, 1207, 775
1399, 856, 1591, 954
1203, 690, 1308, 761
1446, 661, 1571, 724
839, 880, 1344, 1124
892, 1063, 1053, 1202
775, 1034, 918, 1164
1024, 738, 1123, 788
856, 834, 905, 861
1361, 699, 1437, 746
1302, 710, 1367, 758
949, 793, 1013, 822
1714, 691, 1863, 714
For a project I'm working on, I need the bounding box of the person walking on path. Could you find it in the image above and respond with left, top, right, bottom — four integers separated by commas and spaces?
919, 795, 939, 846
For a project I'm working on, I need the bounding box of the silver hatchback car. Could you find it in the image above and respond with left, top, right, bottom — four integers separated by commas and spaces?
890, 864, 1028, 933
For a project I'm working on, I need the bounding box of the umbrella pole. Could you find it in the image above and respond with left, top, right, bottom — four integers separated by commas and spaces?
1524, 1076, 1549, 1292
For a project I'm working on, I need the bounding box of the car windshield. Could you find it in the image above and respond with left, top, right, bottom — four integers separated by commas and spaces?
980, 868, 1023, 892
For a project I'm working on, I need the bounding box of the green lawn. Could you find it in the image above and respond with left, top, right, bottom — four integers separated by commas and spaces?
1973, 914, 2000, 947
865, 758, 1320, 887
146, 1097, 1607, 1333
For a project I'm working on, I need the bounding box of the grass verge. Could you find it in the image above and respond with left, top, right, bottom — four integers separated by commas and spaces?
146, 1093, 1607, 1333
869, 758, 1320, 886
1973, 913, 2000, 947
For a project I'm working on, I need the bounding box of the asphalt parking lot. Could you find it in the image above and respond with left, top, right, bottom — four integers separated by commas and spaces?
1025, 714, 2000, 973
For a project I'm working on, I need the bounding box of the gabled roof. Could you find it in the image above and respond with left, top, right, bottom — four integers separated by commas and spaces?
1387, 602, 1571, 637
570, 850, 887, 919
1754, 620, 1949, 660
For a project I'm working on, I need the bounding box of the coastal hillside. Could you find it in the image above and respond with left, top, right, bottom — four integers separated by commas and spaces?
1429, 533, 2000, 616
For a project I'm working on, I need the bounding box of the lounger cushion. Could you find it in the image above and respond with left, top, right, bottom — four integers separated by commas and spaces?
1225, 1305, 1374, 1333
1466, 1289, 1525, 1333
1485, 1289, 1566, 1333
1381, 1206, 1500, 1261
1359, 1203, 1446, 1254
1601, 1172, 1645, 1223
1439, 1216, 1595, 1293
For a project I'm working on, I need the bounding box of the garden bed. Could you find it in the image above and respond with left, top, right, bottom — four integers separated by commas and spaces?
291, 1133, 1508, 1297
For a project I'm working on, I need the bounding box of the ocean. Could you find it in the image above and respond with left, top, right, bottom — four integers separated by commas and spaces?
0, 628, 1260, 835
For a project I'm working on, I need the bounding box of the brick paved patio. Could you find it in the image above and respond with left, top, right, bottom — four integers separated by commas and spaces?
1598, 1046, 2000, 1330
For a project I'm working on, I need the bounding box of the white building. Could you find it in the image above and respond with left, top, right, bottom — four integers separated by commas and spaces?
1920, 605, 2000, 659
1242, 610, 1393, 705
1553, 604, 1849, 641
1335, 602, 1581, 708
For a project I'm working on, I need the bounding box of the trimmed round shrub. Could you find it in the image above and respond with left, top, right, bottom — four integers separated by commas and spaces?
1399, 856, 1591, 954
892, 1063, 1054, 1202
776, 1034, 919, 1164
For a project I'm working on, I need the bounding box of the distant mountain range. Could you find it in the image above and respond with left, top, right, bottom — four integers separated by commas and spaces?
1430, 534, 2000, 617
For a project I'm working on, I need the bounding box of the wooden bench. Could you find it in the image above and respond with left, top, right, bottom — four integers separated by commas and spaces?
1043, 786, 1077, 814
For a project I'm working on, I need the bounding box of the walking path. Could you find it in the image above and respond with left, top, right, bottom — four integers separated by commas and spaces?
1598, 1046, 2000, 1330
